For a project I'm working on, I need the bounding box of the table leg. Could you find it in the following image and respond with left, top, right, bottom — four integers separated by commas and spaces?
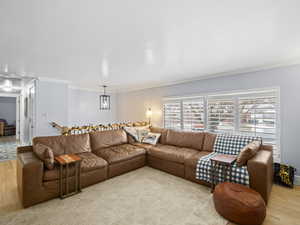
229, 165, 232, 182
211, 161, 217, 193
59, 164, 63, 198
78, 161, 81, 192
210, 161, 214, 192
66, 163, 69, 196
221, 165, 225, 183
75, 162, 78, 193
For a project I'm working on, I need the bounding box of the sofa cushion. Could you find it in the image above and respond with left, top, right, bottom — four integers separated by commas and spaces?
33, 133, 91, 156
203, 132, 217, 152
148, 144, 199, 163
90, 130, 128, 150
166, 130, 205, 151
131, 142, 153, 150
43, 152, 107, 181
33, 135, 65, 156
63, 134, 92, 154
93, 144, 146, 164
184, 151, 212, 168
150, 127, 168, 144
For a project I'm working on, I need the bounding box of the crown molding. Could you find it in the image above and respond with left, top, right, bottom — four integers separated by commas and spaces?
68, 85, 116, 94
38, 77, 117, 93
38, 77, 70, 84
34, 58, 300, 94
116, 59, 300, 93
68, 85, 99, 92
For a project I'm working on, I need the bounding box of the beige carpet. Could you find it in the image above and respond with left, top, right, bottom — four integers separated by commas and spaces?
0, 167, 228, 225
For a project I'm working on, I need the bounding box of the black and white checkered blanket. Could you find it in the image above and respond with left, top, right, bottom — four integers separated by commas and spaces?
196, 134, 262, 186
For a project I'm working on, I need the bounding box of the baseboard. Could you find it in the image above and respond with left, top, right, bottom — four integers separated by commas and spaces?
295, 175, 300, 186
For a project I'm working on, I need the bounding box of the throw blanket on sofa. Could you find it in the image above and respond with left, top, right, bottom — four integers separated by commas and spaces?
196, 134, 262, 186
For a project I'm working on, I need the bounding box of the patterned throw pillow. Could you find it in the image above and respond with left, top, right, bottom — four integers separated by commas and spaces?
33, 143, 55, 170
236, 140, 261, 166
142, 132, 161, 145
123, 126, 150, 142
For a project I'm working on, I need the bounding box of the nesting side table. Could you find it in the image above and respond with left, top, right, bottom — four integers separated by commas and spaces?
55, 154, 82, 199
210, 154, 236, 193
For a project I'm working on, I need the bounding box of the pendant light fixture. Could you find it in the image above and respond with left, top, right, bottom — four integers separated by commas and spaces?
99, 85, 110, 110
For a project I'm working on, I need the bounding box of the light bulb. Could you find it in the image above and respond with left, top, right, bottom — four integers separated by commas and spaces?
3, 80, 13, 92
146, 108, 152, 118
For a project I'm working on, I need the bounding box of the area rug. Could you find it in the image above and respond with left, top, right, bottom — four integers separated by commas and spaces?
0, 167, 228, 225
0, 137, 19, 162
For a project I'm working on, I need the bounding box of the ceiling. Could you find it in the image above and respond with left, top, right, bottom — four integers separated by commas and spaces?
1, 0, 300, 92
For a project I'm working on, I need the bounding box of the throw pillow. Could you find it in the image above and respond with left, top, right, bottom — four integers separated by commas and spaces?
123, 126, 150, 142
142, 132, 161, 145
136, 128, 150, 142
33, 143, 55, 170
236, 140, 261, 167
123, 127, 139, 141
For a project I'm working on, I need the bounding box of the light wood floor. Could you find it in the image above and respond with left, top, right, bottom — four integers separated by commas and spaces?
0, 136, 17, 142
0, 160, 299, 224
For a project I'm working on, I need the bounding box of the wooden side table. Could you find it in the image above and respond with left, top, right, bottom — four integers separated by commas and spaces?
55, 154, 82, 199
210, 154, 236, 193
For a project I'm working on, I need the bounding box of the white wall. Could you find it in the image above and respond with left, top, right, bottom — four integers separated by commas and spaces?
68, 88, 117, 127
35, 80, 69, 136
0, 96, 16, 125
117, 65, 300, 175
34, 80, 117, 137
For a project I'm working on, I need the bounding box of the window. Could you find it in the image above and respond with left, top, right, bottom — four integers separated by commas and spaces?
163, 101, 181, 130
182, 98, 205, 131
239, 93, 279, 159
163, 98, 204, 131
207, 98, 235, 133
163, 88, 280, 162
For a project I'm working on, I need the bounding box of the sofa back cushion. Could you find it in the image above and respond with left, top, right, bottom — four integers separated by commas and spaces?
150, 127, 168, 144
63, 134, 92, 154
202, 132, 217, 152
33, 133, 91, 156
166, 129, 205, 151
90, 130, 127, 151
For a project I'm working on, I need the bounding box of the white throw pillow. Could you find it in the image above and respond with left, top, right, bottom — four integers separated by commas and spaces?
142, 132, 161, 145
123, 126, 150, 142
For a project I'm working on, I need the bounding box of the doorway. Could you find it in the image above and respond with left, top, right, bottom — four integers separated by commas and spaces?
0, 95, 20, 161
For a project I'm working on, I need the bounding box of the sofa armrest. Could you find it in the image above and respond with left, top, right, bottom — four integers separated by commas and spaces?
17, 145, 33, 154
17, 152, 44, 207
247, 149, 273, 204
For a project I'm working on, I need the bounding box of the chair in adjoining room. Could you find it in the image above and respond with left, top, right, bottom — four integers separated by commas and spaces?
0, 119, 16, 136
0, 121, 4, 136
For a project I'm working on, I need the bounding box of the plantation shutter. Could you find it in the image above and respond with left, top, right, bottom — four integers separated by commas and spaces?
163, 101, 182, 130
239, 92, 279, 160
182, 98, 205, 131
207, 98, 235, 133
163, 88, 280, 162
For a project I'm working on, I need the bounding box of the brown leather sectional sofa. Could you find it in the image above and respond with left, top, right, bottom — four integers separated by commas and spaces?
17, 127, 273, 208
